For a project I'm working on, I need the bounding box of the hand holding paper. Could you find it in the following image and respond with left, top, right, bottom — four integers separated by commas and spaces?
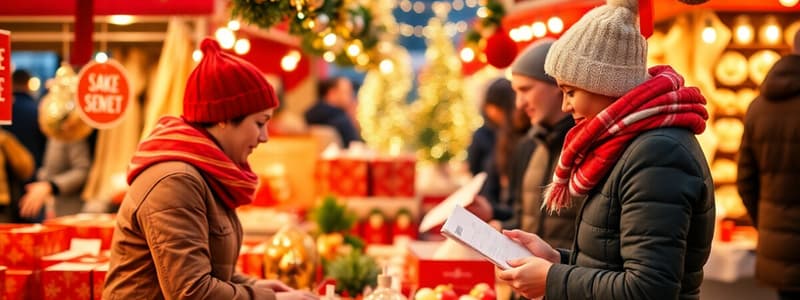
440, 205, 532, 270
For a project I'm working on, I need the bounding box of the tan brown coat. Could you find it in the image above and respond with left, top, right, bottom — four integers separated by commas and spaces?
103, 161, 276, 300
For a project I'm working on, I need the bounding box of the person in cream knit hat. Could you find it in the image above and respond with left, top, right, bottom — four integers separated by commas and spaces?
544, 0, 648, 98
495, 0, 716, 299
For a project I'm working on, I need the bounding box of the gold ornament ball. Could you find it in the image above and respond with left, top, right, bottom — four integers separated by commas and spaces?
263, 226, 319, 289
38, 64, 94, 142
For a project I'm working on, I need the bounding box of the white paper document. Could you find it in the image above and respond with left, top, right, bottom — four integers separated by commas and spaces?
440, 205, 533, 270
418, 172, 487, 233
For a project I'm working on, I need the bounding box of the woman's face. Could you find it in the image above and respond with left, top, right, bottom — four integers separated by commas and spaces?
217, 108, 274, 165
557, 82, 616, 123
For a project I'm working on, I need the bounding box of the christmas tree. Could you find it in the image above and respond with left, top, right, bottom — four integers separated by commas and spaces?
356, 0, 413, 154
411, 8, 480, 163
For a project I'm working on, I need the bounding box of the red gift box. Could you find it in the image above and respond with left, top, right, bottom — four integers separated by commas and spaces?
5, 269, 42, 300
93, 263, 108, 300
370, 156, 416, 197
41, 250, 89, 270
0, 224, 70, 269
316, 158, 370, 197
405, 241, 495, 296
44, 213, 117, 250
42, 262, 101, 300
238, 242, 266, 278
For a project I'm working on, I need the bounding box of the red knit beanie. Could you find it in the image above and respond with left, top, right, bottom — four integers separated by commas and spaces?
183, 38, 279, 123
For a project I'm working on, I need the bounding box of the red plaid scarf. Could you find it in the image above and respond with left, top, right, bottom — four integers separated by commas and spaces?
128, 116, 257, 209
543, 66, 708, 213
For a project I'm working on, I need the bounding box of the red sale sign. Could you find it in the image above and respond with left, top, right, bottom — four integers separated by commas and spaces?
76, 59, 131, 129
0, 30, 11, 125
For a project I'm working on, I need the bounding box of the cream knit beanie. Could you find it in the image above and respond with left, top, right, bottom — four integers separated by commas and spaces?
544, 0, 648, 98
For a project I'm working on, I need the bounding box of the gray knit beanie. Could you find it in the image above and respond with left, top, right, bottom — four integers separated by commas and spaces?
544, 0, 648, 97
510, 38, 557, 86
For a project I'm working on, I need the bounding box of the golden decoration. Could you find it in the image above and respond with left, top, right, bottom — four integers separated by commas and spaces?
263, 225, 318, 289
38, 64, 94, 142
748, 50, 781, 85
714, 51, 748, 87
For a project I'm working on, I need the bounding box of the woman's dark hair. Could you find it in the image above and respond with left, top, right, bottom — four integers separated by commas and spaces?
191, 115, 246, 128
484, 78, 529, 185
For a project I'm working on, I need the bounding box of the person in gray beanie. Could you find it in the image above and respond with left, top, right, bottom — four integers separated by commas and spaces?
494, 0, 715, 299
469, 38, 578, 250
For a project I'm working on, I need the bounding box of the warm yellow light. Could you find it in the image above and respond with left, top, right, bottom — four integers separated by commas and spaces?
347, 44, 361, 56
762, 25, 782, 45
323, 51, 336, 62
192, 49, 203, 62
734, 16, 754, 45
109, 15, 135, 25
379, 59, 395, 74
460, 47, 475, 62
356, 53, 370, 66
323, 33, 337, 47
509, 28, 520, 42
281, 52, 299, 71
234, 38, 251, 55
28, 77, 41, 91
532, 21, 547, 38
227, 20, 241, 31
519, 25, 533, 41
476, 7, 488, 18
548, 17, 564, 34
702, 26, 717, 44
215, 27, 236, 49
779, 0, 798, 7
94, 52, 109, 63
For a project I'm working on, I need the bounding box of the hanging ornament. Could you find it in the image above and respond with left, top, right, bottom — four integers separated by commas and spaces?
38, 64, 94, 142
484, 28, 517, 69
263, 225, 318, 289
314, 13, 330, 33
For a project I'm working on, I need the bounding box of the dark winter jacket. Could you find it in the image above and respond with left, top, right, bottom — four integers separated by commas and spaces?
304, 101, 362, 148
495, 116, 577, 249
546, 127, 715, 300
737, 54, 800, 291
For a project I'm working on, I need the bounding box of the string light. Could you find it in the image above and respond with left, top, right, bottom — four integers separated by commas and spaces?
95, 52, 109, 63
733, 15, 754, 45
227, 20, 241, 31
760, 16, 782, 45
215, 27, 236, 49
379, 59, 395, 74
779, 0, 798, 7
192, 49, 203, 62
323, 33, 337, 47
547, 17, 564, 34
28, 77, 41, 91
532, 21, 547, 38
323, 51, 336, 62
234, 38, 251, 55
702, 19, 717, 44
460, 47, 475, 62
280, 50, 301, 71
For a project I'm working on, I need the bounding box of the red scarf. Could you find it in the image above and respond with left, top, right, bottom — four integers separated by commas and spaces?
543, 66, 708, 213
128, 116, 257, 209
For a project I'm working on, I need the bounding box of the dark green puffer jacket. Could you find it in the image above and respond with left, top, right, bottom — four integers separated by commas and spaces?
545, 127, 715, 300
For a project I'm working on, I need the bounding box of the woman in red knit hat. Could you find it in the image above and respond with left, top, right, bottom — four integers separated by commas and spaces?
103, 38, 319, 300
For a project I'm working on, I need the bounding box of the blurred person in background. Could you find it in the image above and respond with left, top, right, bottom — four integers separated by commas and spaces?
469, 40, 578, 250
0, 129, 35, 222
304, 76, 362, 148
737, 31, 800, 300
